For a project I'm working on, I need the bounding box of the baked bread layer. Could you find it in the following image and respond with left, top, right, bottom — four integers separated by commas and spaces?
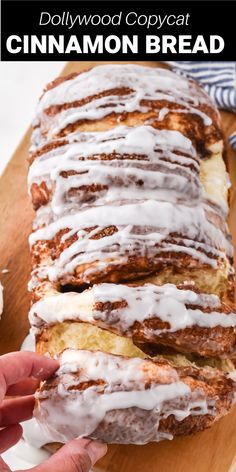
30, 199, 233, 290
28, 65, 236, 445
34, 349, 236, 444
30, 283, 236, 359
32, 65, 223, 158
28, 127, 228, 214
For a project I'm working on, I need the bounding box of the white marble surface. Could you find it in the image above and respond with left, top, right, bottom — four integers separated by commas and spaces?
0, 62, 66, 175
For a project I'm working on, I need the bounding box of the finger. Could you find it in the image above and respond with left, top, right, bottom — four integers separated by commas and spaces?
0, 396, 35, 427
26, 439, 107, 472
0, 351, 58, 401
0, 424, 22, 453
6, 378, 40, 396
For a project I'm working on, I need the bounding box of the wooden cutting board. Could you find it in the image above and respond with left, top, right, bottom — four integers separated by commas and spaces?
1, 61, 236, 472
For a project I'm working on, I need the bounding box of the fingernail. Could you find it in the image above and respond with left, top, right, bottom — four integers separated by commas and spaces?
85, 441, 108, 465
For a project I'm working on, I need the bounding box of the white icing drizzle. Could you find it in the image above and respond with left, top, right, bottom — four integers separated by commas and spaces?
30, 200, 229, 249
29, 66, 231, 288
228, 371, 236, 382
34, 349, 214, 444
2, 437, 50, 469
29, 283, 236, 333
29, 200, 231, 283
21, 422, 51, 457
33, 65, 213, 144
59, 349, 148, 384
21, 332, 36, 352
37, 66, 200, 111
28, 65, 234, 446
29, 126, 201, 216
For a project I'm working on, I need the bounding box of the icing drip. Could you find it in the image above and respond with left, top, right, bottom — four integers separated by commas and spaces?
29, 126, 201, 216
29, 283, 236, 333
33, 65, 213, 144
29, 200, 231, 283
34, 349, 214, 444
29, 65, 231, 289
28, 64, 234, 446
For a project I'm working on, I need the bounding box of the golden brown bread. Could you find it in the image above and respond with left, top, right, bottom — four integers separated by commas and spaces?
30, 283, 236, 359
28, 64, 236, 446
35, 349, 236, 445
32, 66, 223, 155
36, 321, 236, 362
29, 198, 233, 298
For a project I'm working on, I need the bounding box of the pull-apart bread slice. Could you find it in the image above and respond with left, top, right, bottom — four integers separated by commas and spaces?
28, 65, 236, 445
35, 349, 235, 445
30, 283, 236, 360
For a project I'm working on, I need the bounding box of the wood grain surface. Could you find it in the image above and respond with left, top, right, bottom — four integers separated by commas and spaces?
0, 61, 236, 472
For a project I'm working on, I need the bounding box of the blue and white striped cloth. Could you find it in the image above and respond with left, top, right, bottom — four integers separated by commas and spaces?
166, 61, 236, 150
228, 132, 236, 150
166, 62, 236, 111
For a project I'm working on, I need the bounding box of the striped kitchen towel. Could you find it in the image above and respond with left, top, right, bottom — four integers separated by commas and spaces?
166, 61, 236, 113
228, 132, 236, 150
166, 62, 236, 150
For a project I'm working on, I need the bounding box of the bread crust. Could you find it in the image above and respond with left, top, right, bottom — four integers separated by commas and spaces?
36, 320, 236, 361
34, 67, 223, 156
28, 64, 236, 446
35, 349, 236, 444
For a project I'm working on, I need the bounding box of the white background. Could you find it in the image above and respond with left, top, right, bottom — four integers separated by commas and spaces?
0, 62, 66, 175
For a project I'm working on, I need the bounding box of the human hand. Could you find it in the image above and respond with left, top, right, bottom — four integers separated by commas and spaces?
0, 351, 107, 471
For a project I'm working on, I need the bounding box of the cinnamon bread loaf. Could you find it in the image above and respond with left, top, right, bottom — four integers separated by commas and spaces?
28, 64, 236, 445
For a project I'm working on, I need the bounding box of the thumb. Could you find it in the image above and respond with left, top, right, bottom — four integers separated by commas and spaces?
0, 456, 11, 471
23, 439, 107, 472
